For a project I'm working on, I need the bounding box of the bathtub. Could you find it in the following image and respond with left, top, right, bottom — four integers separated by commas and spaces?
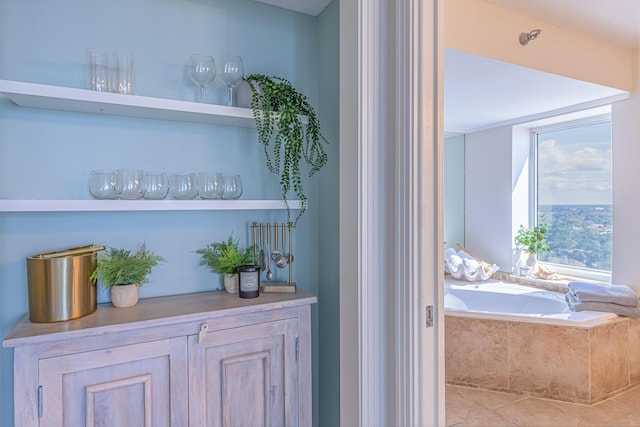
444, 277, 617, 326
444, 276, 638, 404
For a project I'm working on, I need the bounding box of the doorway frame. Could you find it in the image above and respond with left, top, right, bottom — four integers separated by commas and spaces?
339, 0, 444, 425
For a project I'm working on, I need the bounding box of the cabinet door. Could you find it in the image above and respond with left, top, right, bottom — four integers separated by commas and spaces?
189, 319, 299, 427
38, 337, 188, 427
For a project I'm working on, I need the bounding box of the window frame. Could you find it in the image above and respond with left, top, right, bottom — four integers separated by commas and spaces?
529, 113, 612, 283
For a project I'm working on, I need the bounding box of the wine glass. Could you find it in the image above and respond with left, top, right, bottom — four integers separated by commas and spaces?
188, 54, 216, 103
218, 55, 244, 107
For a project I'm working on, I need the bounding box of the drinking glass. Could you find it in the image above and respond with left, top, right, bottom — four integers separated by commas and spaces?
89, 170, 120, 199
87, 48, 109, 92
218, 55, 244, 107
169, 172, 197, 199
221, 174, 243, 200
198, 172, 224, 199
114, 51, 135, 95
117, 168, 144, 200
188, 54, 216, 103
142, 171, 169, 199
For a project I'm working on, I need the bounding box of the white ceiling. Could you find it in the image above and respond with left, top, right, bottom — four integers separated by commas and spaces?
444, 49, 627, 133
445, 0, 638, 133
482, 0, 640, 49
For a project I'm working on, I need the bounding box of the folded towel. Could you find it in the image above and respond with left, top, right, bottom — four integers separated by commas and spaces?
565, 292, 640, 318
568, 282, 639, 307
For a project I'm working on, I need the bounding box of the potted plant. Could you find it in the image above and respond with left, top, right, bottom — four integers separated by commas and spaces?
514, 217, 551, 272
196, 234, 256, 293
245, 74, 328, 224
90, 243, 165, 307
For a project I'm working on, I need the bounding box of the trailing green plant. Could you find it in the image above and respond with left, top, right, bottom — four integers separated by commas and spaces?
515, 216, 551, 256
245, 74, 328, 223
196, 234, 255, 276
90, 243, 165, 289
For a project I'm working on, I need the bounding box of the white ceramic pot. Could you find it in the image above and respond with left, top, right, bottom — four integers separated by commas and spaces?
223, 274, 239, 294
110, 284, 140, 308
525, 253, 538, 269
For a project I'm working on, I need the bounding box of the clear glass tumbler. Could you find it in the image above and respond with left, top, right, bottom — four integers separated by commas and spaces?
87, 48, 109, 92
142, 171, 169, 199
221, 174, 243, 200
89, 170, 120, 199
198, 172, 223, 199
117, 168, 144, 199
114, 51, 135, 95
169, 172, 197, 199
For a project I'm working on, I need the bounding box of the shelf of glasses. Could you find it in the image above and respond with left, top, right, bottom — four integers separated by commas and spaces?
0, 79, 260, 127
0, 199, 303, 212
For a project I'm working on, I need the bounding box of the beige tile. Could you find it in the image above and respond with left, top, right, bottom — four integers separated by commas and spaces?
611, 385, 640, 410
610, 411, 640, 427
452, 407, 520, 427
547, 396, 637, 426
451, 385, 525, 410
495, 397, 583, 427
509, 322, 590, 400
626, 319, 640, 384
446, 383, 640, 427
590, 320, 629, 400
446, 317, 508, 388
446, 385, 497, 424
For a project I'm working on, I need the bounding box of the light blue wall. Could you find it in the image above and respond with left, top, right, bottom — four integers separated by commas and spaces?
0, 0, 337, 424
316, 1, 340, 426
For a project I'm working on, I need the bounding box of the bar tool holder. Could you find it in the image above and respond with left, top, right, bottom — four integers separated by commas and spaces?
251, 221, 296, 293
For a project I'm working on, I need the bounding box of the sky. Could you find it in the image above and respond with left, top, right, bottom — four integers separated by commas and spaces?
537, 120, 612, 206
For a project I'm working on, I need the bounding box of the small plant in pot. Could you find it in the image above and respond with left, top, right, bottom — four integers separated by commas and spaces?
514, 217, 551, 273
196, 234, 256, 293
90, 243, 165, 308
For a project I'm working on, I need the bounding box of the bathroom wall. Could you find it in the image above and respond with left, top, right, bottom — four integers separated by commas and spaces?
612, 50, 640, 293
0, 1, 338, 424
464, 126, 514, 270
444, 134, 465, 250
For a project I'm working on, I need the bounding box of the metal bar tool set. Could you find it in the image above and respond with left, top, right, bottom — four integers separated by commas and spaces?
251, 222, 296, 293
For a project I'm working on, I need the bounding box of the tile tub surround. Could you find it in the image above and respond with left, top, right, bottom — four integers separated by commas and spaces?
446, 316, 640, 404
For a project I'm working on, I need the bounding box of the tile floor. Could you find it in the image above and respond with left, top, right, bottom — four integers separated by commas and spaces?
446, 383, 640, 426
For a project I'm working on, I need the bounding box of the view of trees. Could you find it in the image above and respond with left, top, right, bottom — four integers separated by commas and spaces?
538, 204, 612, 271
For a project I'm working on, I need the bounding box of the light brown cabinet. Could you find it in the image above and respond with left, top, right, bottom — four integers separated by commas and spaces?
3, 291, 315, 427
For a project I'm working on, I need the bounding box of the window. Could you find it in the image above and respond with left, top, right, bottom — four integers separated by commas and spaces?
532, 116, 612, 280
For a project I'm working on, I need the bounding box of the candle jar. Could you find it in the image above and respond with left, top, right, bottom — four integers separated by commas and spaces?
238, 265, 260, 299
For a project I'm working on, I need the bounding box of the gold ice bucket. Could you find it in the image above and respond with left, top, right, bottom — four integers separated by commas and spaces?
26, 245, 104, 323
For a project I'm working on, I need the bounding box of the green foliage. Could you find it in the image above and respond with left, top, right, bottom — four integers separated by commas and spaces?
90, 243, 165, 289
515, 217, 551, 256
245, 74, 328, 224
196, 234, 255, 276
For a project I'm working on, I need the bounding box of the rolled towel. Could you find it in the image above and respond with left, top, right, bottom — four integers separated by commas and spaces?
568, 282, 639, 307
565, 292, 640, 318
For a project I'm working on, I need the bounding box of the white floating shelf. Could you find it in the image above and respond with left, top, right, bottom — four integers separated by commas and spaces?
0, 199, 302, 213
0, 79, 259, 127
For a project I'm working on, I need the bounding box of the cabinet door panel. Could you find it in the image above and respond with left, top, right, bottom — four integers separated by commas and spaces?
189, 319, 298, 427
39, 337, 187, 427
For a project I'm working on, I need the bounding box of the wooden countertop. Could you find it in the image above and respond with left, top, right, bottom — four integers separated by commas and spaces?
3, 290, 317, 348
